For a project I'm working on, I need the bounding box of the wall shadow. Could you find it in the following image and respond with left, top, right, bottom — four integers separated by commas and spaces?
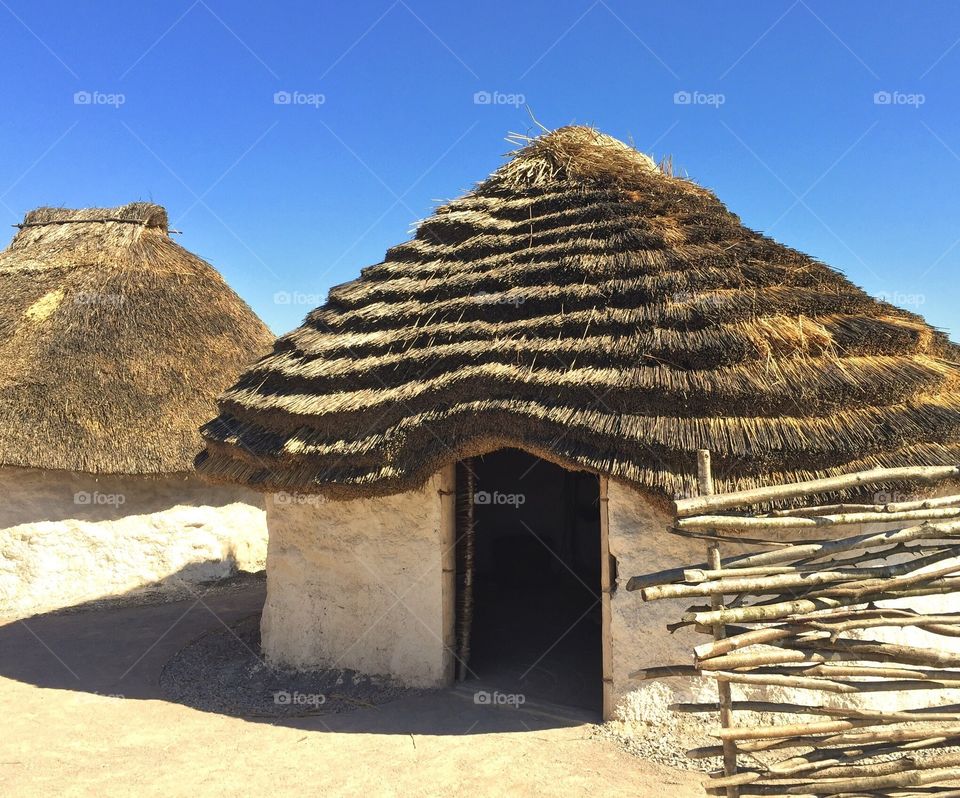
0, 566, 593, 736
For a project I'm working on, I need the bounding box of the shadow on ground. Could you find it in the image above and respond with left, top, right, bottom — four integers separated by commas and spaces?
0, 572, 596, 736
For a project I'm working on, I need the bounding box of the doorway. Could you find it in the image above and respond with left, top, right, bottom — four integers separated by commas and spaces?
454, 449, 603, 714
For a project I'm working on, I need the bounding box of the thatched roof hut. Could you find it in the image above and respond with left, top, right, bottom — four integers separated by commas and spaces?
0, 202, 273, 474
197, 126, 960, 500
0, 203, 274, 618
193, 128, 960, 721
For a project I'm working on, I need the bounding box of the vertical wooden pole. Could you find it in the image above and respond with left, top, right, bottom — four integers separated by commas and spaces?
439, 464, 457, 685
698, 449, 738, 797
599, 475, 613, 720
455, 459, 477, 682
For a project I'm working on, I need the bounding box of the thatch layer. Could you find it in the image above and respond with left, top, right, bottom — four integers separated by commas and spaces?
0, 202, 273, 473
196, 127, 960, 498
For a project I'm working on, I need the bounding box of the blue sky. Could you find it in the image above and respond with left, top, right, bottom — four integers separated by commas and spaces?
1, 1, 957, 337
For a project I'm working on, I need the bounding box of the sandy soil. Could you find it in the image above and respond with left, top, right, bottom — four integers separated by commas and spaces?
0, 583, 703, 798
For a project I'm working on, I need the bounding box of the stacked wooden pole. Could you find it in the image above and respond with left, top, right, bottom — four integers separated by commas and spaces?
628, 460, 960, 797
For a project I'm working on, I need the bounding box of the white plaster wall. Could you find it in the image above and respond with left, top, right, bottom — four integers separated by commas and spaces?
261, 474, 450, 688
0, 467, 266, 620
606, 481, 724, 723
606, 482, 960, 731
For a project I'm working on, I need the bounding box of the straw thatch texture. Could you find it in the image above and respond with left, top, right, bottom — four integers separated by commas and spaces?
196, 127, 960, 499
0, 202, 273, 473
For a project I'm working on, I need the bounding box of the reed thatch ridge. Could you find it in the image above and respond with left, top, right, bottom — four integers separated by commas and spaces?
195, 126, 960, 499
0, 202, 273, 474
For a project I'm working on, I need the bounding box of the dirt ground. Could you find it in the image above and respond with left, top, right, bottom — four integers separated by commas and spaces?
0, 580, 703, 798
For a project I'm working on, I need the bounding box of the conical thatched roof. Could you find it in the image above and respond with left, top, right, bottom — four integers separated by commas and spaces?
196, 127, 960, 499
0, 202, 273, 474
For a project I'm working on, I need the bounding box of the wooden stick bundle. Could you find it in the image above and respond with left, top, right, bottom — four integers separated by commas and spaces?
687, 578, 960, 625
632, 457, 960, 795
643, 549, 959, 601
627, 520, 960, 591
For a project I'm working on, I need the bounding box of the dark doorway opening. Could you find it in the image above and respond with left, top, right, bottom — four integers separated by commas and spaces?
455, 449, 602, 714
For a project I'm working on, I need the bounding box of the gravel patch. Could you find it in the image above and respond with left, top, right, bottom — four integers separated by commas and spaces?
596, 713, 722, 773
160, 613, 423, 718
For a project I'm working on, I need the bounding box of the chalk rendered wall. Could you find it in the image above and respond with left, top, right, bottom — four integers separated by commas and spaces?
605, 480, 717, 722
260, 468, 456, 688
0, 467, 267, 619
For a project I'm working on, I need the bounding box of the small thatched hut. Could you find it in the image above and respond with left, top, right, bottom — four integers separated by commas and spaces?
0, 202, 274, 618
197, 127, 960, 719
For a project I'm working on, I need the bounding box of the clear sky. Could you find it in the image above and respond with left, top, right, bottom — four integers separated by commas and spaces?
1, 1, 957, 338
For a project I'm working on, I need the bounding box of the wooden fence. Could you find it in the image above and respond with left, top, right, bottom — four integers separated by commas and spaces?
628, 453, 960, 797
